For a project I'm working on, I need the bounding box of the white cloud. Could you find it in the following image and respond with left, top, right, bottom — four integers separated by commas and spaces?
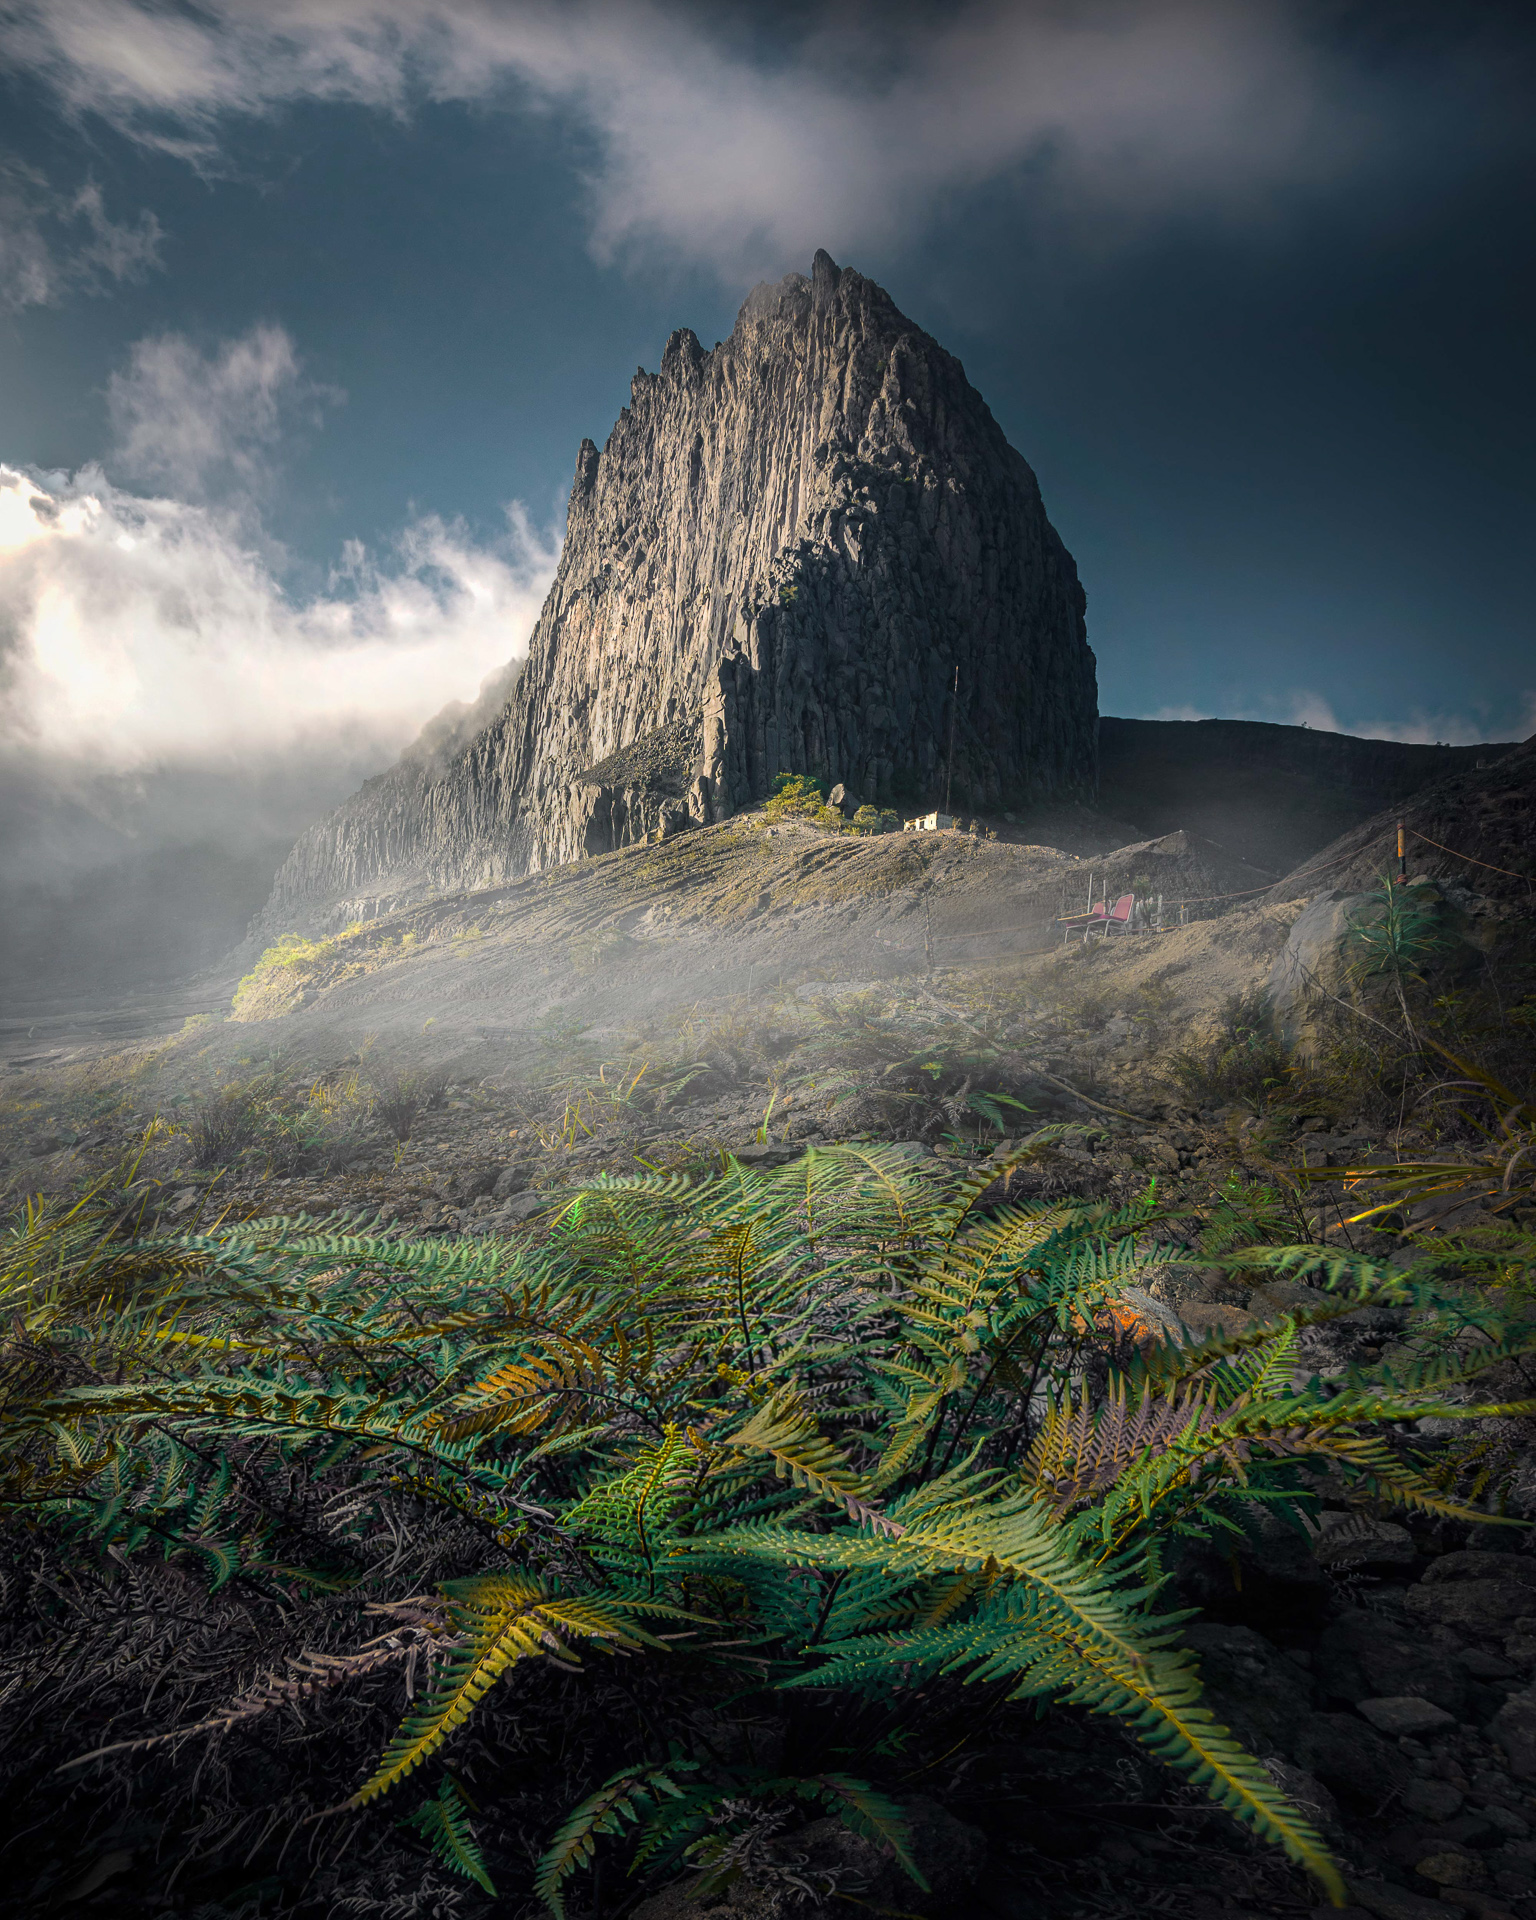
0, 152, 161, 309
1342, 711, 1513, 748
107, 322, 339, 497
0, 463, 557, 781
0, 0, 1469, 283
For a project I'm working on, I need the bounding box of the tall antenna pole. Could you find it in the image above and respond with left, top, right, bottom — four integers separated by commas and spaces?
944, 660, 959, 816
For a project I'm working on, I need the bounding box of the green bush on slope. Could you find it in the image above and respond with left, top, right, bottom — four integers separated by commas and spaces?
2, 1150, 1533, 1909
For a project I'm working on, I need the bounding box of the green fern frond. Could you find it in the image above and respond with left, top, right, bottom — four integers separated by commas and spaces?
715, 1388, 899, 1534
564, 1426, 703, 1566
536, 1761, 699, 1918
797, 1771, 927, 1888
405, 1777, 496, 1893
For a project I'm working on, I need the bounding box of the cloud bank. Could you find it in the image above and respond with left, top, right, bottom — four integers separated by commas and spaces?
2, 0, 1504, 283
0, 461, 557, 907
107, 322, 341, 498
0, 465, 552, 773
0, 312, 556, 901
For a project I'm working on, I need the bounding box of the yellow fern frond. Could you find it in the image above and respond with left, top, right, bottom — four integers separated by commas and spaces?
351, 1576, 658, 1805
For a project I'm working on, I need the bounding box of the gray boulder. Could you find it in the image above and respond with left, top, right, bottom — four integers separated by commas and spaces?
1419, 1552, 1536, 1590
1289, 1712, 1412, 1808
1347, 1883, 1449, 1920
1312, 1512, 1417, 1568
1183, 1622, 1315, 1753
1269, 881, 1482, 1057
1489, 1691, 1536, 1781
497, 1191, 549, 1224
1314, 1610, 1469, 1717
1355, 1696, 1457, 1737
1406, 1579, 1536, 1638
1403, 1778, 1465, 1821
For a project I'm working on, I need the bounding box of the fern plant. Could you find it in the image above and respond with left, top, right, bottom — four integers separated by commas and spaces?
4, 1142, 1534, 1911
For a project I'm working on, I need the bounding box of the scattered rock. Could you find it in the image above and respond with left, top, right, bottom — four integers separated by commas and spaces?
1348, 1879, 1453, 1920
1437, 1893, 1518, 1920
1138, 1136, 1181, 1174
1312, 1513, 1417, 1568
1488, 1691, 1536, 1780
1459, 1649, 1519, 1681
729, 1143, 800, 1167
1183, 1623, 1316, 1753
492, 1163, 530, 1200
1314, 1610, 1470, 1718
1290, 1711, 1412, 1807
1416, 1849, 1486, 1888
1264, 1756, 1340, 1829
1405, 1579, 1536, 1639
1403, 1778, 1465, 1821
498, 1191, 549, 1224
1356, 1696, 1458, 1737
1421, 1553, 1536, 1591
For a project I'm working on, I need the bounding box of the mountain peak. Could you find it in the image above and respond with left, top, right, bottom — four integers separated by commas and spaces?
262, 257, 1098, 931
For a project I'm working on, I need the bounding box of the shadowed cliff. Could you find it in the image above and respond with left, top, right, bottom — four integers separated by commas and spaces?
261, 249, 1098, 931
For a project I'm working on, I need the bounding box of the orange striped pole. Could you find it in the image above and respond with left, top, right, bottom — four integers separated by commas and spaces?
1397, 820, 1406, 884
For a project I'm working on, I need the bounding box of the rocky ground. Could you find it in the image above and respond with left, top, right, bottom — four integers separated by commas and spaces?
4, 781, 1535, 1920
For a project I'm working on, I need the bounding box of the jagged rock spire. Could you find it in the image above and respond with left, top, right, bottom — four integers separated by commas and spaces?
264, 252, 1098, 927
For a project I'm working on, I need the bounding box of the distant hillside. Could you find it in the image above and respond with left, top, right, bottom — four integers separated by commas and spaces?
1267, 731, 1534, 902
1098, 717, 1516, 879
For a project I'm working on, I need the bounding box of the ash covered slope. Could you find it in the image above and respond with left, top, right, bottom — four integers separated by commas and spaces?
264, 250, 1096, 931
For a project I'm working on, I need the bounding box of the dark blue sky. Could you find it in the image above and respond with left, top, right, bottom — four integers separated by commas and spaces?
0, 0, 1532, 802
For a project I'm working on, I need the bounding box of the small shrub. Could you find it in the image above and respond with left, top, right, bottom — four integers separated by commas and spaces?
1347, 878, 1460, 1046
763, 772, 834, 828
1169, 989, 1291, 1109
230, 932, 335, 1022
184, 1086, 265, 1168
369, 1064, 449, 1142
569, 928, 635, 975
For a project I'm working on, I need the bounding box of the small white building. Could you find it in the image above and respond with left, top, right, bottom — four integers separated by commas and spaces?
904, 811, 956, 832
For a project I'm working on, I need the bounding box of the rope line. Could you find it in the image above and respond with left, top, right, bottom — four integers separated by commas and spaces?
1056, 842, 1358, 920
1405, 827, 1530, 884
1058, 818, 1526, 917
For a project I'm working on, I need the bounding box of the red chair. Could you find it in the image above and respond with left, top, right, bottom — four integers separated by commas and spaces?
1058, 900, 1106, 940
1059, 894, 1135, 942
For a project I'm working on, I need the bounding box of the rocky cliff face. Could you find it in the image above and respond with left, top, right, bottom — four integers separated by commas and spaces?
264, 250, 1097, 930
